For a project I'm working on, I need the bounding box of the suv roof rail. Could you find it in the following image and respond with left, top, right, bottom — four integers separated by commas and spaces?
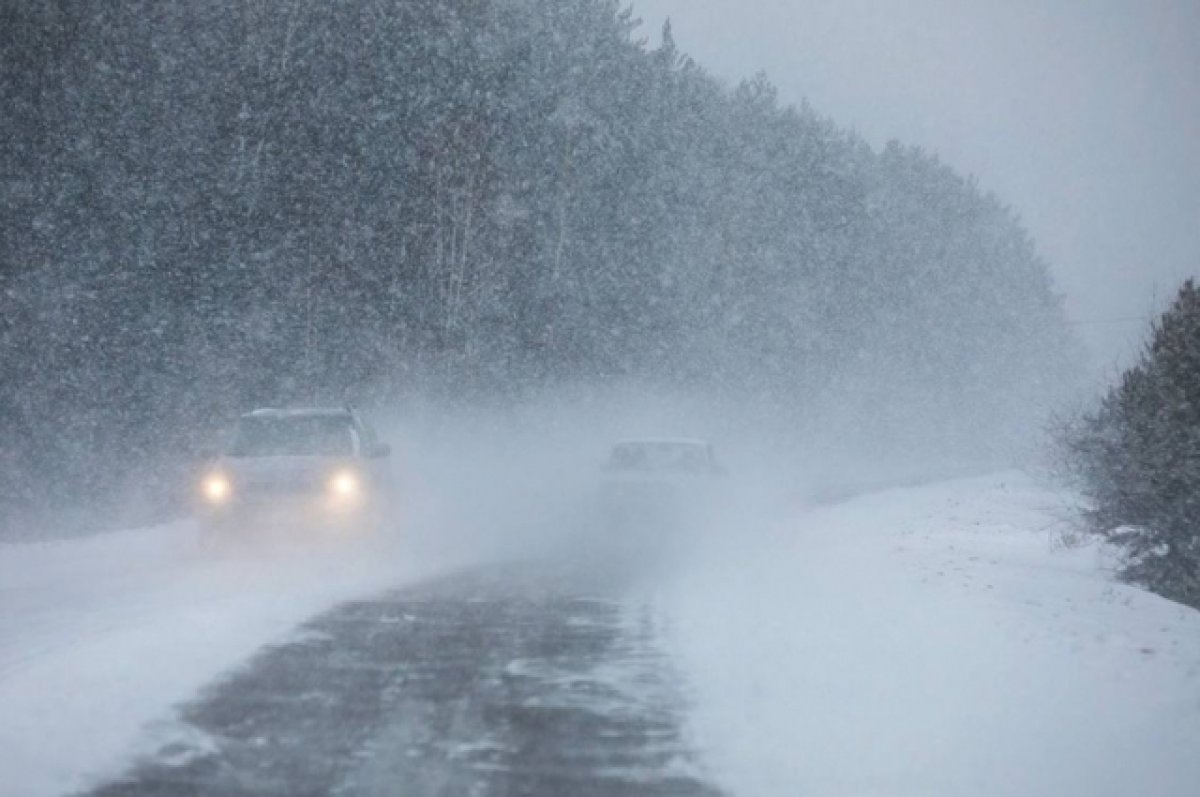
244, 406, 352, 418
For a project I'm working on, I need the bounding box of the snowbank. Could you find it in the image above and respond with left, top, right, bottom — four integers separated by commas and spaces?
664, 472, 1200, 797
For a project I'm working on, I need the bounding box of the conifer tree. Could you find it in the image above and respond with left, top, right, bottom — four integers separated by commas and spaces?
1063, 279, 1200, 606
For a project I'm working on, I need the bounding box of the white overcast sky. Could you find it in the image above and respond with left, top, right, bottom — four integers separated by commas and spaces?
629, 0, 1200, 373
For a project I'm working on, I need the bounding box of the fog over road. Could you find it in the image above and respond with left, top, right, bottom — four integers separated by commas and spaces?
87, 562, 723, 797
6, 464, 1198, 797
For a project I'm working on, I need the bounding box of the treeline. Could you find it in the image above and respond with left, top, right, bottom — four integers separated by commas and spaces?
1, 0, 1076, 528
1059, 281, 1200, 608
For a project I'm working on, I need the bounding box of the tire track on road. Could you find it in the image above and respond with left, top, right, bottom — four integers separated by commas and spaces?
87, 563, 723, 796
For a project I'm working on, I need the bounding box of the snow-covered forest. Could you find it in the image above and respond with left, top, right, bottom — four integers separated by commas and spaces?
1, 0, 1077, 528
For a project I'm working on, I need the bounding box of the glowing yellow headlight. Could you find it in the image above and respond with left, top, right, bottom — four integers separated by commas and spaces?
329, 470, 360, 499
201, 472, 232, 504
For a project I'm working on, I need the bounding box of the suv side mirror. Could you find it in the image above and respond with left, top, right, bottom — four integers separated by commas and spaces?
369, 442, 392, 459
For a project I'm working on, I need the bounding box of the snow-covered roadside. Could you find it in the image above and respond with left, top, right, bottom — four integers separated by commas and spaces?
0, 522, 452, 797
664, 472, 1200, 797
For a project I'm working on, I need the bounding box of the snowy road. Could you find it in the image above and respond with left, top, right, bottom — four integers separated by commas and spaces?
86, 563, 721, 796
3, 472, 1199, 796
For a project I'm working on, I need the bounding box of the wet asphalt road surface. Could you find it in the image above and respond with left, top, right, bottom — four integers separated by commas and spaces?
86, 561, 724, 796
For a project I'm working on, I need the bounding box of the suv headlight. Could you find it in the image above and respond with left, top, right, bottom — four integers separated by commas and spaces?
201, 472, 232, 504
328, 469, 361, 500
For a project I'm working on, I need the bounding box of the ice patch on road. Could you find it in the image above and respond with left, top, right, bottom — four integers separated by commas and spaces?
143, 721, 221, 769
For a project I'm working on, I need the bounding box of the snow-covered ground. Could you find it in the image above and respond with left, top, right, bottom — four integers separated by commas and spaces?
0, 522, 455, 797
4, 470, 1197, 797
664, 471, 1200, 797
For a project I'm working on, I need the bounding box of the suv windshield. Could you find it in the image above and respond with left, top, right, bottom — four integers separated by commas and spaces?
227, 416, 355, 458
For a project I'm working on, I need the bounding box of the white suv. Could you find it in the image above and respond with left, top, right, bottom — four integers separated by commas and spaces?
197, 407, 391, 536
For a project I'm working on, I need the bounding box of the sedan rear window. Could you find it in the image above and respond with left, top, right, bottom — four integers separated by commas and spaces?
608, 442, 711, 473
